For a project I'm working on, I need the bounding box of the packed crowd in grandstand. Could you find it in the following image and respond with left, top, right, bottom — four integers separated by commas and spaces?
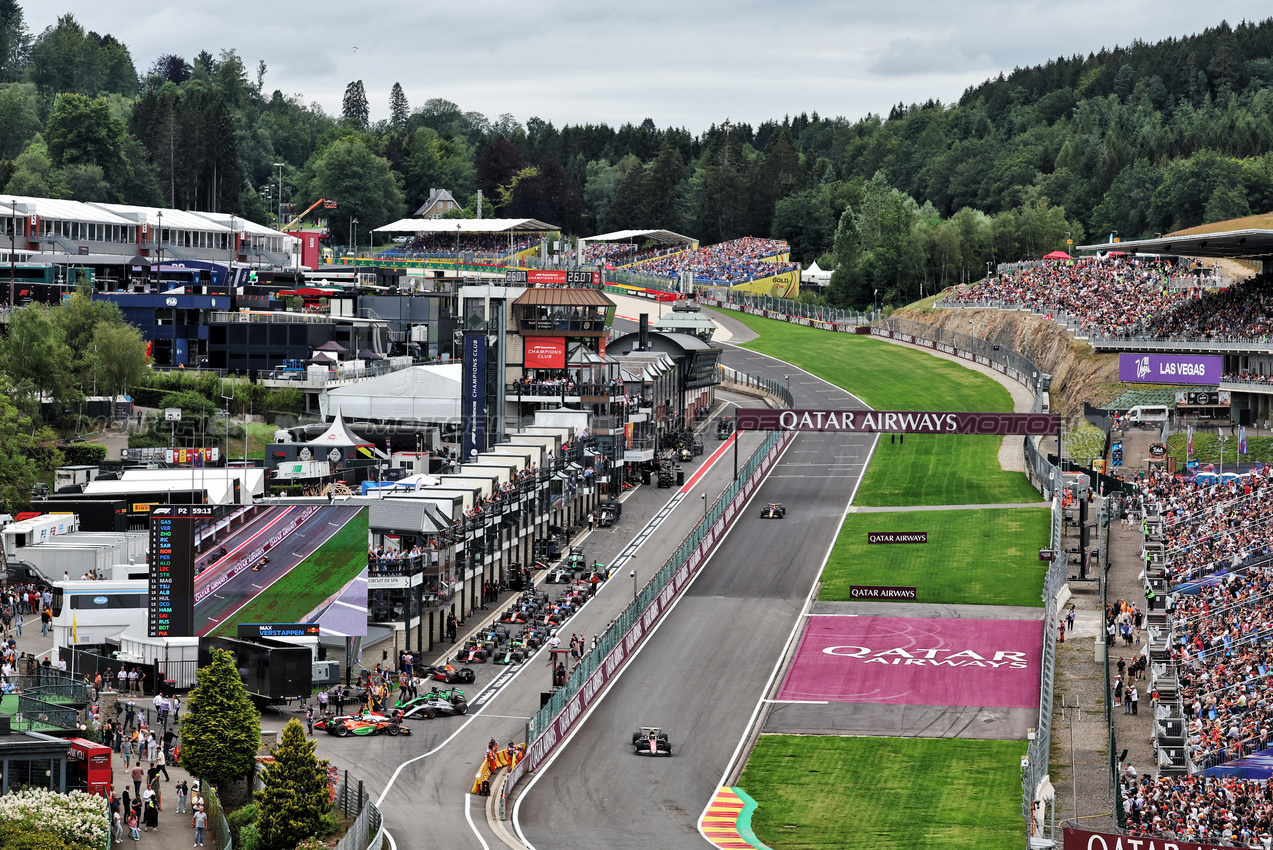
582, 242, 684, 268
1122, 772, 1273, 846
948, 255, 1273, 341
1144, 467, 1273, 586
1114, 466, 1273, 846
380, 233, 541, 258
624, 237, 798, 285
944, 256, 1184, 336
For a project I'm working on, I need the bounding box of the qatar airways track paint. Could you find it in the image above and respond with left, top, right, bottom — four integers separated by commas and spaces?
777, 615, 1042, 708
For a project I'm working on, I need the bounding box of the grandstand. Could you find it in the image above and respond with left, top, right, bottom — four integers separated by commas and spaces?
372, 218, 557, 260
623, 237, 799, 287
580, 229, 695, 268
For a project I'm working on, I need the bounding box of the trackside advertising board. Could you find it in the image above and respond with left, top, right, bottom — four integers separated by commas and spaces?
1065, 826, 1231, 850
1119, 353, 1221, 385
504, 432, 794, 790
736, 409, 1059, 435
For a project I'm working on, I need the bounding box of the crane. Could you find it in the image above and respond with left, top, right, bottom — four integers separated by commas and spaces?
282, 198, 337, 232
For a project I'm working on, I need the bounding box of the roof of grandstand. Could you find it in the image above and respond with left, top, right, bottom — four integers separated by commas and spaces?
583, 229, 695, 246
512, 288, 612, 308
372, 218, 557, 234
1079, 227, 1273, 260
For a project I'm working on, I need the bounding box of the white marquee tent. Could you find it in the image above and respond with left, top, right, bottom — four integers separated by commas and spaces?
319, 364, 462, 423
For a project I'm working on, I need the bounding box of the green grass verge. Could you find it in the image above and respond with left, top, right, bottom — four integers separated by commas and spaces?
740, 735, 1024, 850
209, 509, 368, 638
819, 508, 1050, 606
227, 422, 281, 461
1167, 431, 1270, 465
731, 312, 1013, 412
856, 434, 1041, 506
731, 312, 1039, 505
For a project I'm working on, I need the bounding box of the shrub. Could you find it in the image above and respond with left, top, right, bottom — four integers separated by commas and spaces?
226, 802, 259, 848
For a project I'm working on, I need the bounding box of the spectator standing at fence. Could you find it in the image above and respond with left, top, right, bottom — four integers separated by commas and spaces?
192, 806, 207, 846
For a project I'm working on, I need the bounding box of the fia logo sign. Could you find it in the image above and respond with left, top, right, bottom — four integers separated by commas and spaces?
1135, 356, 1151, 380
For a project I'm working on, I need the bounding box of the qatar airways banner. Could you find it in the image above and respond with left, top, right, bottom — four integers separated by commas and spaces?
778, 615, 1042, 708
736, 408, 1059, 436
1119, 353, 1221, 385
1064, 826, 1232, 850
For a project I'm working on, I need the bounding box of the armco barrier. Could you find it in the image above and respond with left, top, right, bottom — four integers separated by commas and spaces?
501, 429, 794, 812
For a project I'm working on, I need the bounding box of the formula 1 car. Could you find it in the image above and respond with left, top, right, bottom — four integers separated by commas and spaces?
565, 547, 587, 571
251, 555, 271, 571
421, 664, 476, 684
396, 694, 468, 719
596, 501, 622, 527
547, 566, 573, 584
318, 711, 411, 738
759, 503, 786, 519
632, 726, 672, 756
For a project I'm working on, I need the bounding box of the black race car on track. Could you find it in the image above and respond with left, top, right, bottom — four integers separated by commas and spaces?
759, 503, 786, 519
632, 726, 672, 756
421, 664, 476, 684
396, 693, 469, 719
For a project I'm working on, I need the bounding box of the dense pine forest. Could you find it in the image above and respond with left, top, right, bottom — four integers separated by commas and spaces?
2, 4, 1273, 307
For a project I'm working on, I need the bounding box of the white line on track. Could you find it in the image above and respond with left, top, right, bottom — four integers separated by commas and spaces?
512, 435, 798, 850
694, 429, 879, 845
372, 434, 742, 847
383, 829, 397, 850
761, 699, 829, 704
465, 794, 491, 850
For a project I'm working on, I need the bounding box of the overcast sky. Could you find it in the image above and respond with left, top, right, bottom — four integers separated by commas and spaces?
26, 2, 1269, 133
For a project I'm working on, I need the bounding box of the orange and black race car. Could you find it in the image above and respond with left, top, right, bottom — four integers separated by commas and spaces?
759, 503, 786, 519
421, 664, 476, 684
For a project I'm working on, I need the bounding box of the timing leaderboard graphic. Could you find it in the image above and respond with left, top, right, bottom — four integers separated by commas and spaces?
151, 505, 369, 639
148, 506, 206, 637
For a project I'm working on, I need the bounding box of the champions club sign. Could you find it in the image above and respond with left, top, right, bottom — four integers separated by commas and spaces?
736, 409, 1059, 436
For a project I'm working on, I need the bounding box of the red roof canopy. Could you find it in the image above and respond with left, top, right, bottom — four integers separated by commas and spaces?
1043, 250, 1072, 260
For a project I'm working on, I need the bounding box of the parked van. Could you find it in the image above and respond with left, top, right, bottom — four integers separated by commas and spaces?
1125, 405, 1170, 426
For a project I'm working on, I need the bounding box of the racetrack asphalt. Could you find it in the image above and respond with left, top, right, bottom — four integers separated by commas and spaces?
513, 331, 873, 849
290, 420, 771, 850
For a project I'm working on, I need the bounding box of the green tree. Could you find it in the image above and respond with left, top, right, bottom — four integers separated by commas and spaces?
341, 80, 368, 128
0, 82, 40, 159
644, 142, 688, 232
0, 302, 73, 406
45, 93, 128, 194
389, 82, 408, 132
306, 136, 405, 235
92, 322, 148, 397
26, 14, 102, 105
255, 720, 332, 850
0, 377, 59, 511
0, 0, 29, 83
179, 647, 261, 790
5, 135, 61, 197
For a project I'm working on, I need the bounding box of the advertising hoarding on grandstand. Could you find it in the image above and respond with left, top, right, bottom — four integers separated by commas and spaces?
523, 337, 566, 369
736, 409, 1059, 435
1064, 827, 1231, 850
1119, 353, 1221, 385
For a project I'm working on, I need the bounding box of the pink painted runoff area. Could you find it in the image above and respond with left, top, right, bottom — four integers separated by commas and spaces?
777, 615, 1042, 709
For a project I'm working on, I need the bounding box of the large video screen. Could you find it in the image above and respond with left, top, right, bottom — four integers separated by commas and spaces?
186, 505, 369, 638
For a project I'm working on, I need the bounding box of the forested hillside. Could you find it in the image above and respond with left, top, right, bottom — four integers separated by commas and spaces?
1, 3, 1272, 307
